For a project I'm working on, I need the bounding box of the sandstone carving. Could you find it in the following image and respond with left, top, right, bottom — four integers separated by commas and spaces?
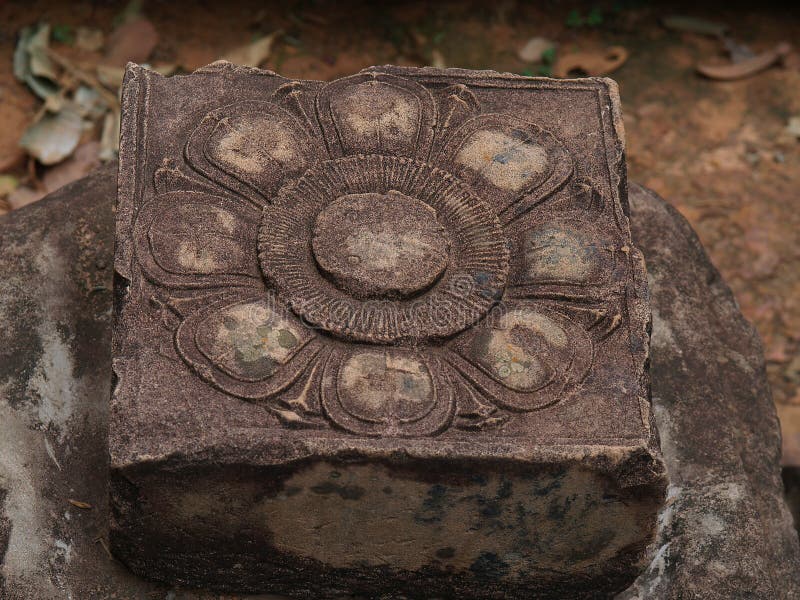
111, 64, 665, 598
126, 67, 641, 439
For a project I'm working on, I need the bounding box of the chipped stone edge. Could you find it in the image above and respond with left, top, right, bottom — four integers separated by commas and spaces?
110, 63, 666, 496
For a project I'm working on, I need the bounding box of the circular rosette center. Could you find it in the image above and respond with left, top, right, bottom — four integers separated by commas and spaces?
259, 155, 510, 344
311, 191, 450, 300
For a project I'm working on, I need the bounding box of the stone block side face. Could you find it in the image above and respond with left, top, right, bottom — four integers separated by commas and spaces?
111, 458, 665, 599
111, 63, 665, 597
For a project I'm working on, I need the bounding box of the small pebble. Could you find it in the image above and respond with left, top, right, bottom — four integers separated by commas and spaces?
517, 37, 554, 63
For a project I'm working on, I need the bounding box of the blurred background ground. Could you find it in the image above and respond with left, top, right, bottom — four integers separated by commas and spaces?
0, 2, 798, 457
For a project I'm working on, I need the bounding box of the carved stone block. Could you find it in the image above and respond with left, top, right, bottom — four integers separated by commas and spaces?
111, 63, 666, 598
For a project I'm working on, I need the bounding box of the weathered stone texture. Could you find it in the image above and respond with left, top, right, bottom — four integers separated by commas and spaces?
110, 65, 664, 598
1, 119, 798, 600
619, 184, 800, 599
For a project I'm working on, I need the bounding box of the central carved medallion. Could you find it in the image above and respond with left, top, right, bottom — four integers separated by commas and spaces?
311, 191, 449, 300
259, 155, 509, 344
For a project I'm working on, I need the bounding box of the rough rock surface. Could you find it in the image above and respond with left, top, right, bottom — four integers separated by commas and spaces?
619, 184, 800, 599
0, 166, 798, 598
110, 64, 663, 599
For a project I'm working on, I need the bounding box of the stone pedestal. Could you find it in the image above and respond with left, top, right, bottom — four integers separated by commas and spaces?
0, 164, 798, 598
109, 65, 665, 597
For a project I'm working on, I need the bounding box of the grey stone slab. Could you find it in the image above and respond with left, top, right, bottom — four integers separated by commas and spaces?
0, 159, 797, 600
110, 65, 663, 598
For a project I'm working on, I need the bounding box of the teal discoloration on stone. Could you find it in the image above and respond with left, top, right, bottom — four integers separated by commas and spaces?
497, 480, 513, 499
283, 486, 302, 498
435, 547, 456, 559
523, 224, 615, 285
276, 328, 298, 349
532, 471, 566, 497
568, 529, 616, 562
470, 474, 489, 487
547, 494, 576, 521
416, 484, 450, 524
199, 300, 307, 381
469, 552, 511, 581
309, 481, 366, 501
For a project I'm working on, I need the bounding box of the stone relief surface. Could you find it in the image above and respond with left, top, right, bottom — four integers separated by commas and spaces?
110, 65, 662, 598
118, 64, 648, 442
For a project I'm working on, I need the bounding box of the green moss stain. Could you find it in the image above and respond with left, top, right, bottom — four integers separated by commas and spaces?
206, 301, 306, 380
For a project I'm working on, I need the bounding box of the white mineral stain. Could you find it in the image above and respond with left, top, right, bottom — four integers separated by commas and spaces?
456, 129, 547, 191
477, 309, 570, 392
215, 207, 237, 234
649, 303, 679, 356
338, 351, 433, 421
0, 401, 60, 597
54, 539, 73, 563
203, 301, 306, 380
344, 230, 443, 273
27, 242, 76, 441
337, 82, 418, 149
524, 226, 607, 283
212, 116, 298, 174
177, 240, 218, 273
699, 513, 726, 537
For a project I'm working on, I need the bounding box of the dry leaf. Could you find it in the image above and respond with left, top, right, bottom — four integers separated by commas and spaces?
6, 142, 101, 211
100, 111, 121, 161
13, 23, 59, 100
73, 86, 109, 120
661, 15, 727, 37
221, 31, 282, 67
430, 49, 446, 69
517, 37, 554, 63
27, 24, 58, 80
41, 141, 101, 191
722, 37, 756, 64
75, 27, 105, 52
553, 46, 628, 78
7, 186, 44, 210
0, 175, 20, 198
68, 499, 93, 509
19, 106, 84, 165
104, 17, 159, 67
697, 42, 792, 80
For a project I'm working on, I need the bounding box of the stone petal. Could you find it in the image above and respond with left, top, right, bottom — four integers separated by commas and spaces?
316, 72, 436, 159
320, 347, 455, 437
435, 114, 573, 221
507, 215, 625, 296
185, 101, 320, 206
133, 191, 261, 289
430, 84, 479, 155
447, 302, 592, 411
175, 293, 321, 400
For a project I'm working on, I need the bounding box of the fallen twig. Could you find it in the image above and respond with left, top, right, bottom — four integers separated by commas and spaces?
44, 48, 120, 109
697, 42, 792, 80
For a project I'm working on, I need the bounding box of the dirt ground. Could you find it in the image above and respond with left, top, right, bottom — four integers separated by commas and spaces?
1, 1, 799, 458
